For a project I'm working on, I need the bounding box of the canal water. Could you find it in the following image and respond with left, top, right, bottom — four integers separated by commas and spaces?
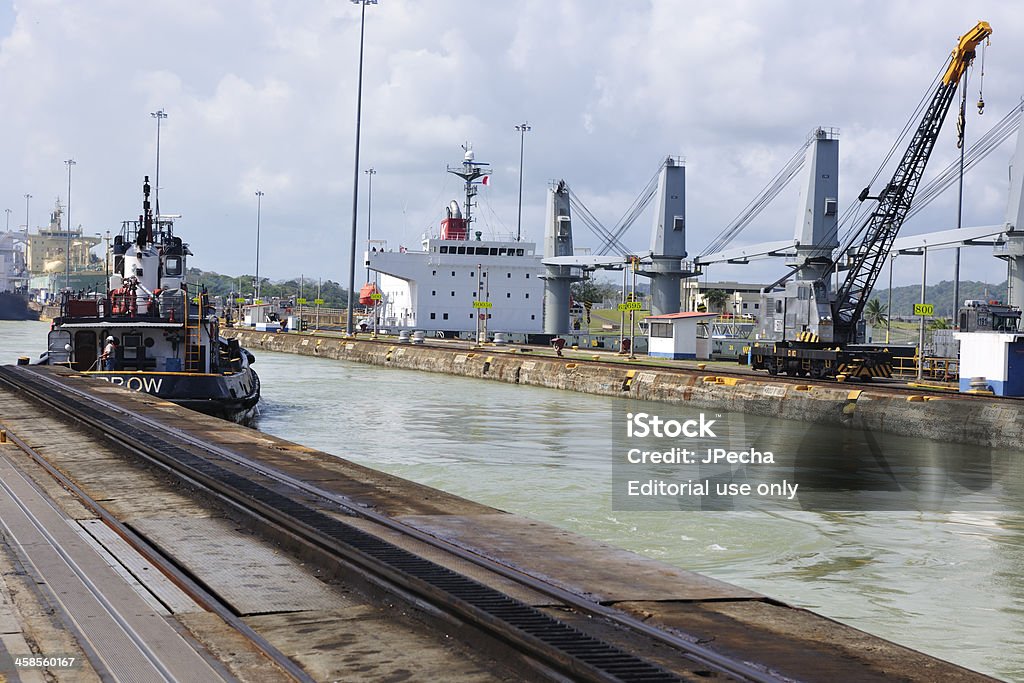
2, 320, 1022, 680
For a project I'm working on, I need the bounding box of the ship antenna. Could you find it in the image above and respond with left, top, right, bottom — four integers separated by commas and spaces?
446, 144, 491, 235
139, 176, 153, 247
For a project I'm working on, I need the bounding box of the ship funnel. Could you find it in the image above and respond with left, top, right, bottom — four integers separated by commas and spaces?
450, 201, 462, 219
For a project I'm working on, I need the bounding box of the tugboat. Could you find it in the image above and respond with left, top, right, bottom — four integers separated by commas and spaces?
36, 177, 260, 423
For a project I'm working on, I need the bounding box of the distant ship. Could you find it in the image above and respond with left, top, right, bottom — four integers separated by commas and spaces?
0, 231, 37, 321
364, 146, 546, 337
36, 177, 260, 423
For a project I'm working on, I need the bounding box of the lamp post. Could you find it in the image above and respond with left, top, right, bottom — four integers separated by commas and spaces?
102, 231, 111, 284
4, 209, 9, 231
364, 167, 375, 281
151, 109, 167, 219
23, 195, 31, 287
255, 191, 264, 302
64, 159, 76, 290
515, 122, 531, 242
346, 0, 377, 335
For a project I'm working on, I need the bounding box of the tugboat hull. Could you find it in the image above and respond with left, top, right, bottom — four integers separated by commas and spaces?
87, 367, 260, 424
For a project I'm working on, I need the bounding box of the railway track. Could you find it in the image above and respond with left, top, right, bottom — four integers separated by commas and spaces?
0, 365, 789, 683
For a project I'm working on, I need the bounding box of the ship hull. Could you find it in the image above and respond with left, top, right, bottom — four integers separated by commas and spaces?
0, 292, 39, 321
84, 367, 261, 424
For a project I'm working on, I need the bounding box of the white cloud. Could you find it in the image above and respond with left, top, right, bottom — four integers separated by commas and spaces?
0, 0, 1020, 289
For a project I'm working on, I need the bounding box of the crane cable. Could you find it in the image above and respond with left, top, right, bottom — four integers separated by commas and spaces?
833, 58, 954, 262
568, 190, 631, 256
597, 161, 664, 256
908, 101, 1021, 221
977, 37, 988, 114
699, 137, 811, 257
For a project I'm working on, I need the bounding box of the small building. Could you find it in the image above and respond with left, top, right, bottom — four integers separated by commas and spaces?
646, 312, 718, 360
953, 331, 1024, 396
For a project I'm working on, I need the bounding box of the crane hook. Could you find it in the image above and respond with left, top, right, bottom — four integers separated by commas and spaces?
977, 37, 988, 115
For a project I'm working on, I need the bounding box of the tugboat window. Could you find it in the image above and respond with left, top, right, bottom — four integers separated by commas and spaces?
165, 256, 182, 276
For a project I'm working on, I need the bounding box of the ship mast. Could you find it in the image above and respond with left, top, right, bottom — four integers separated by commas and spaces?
447, 144, 491, 235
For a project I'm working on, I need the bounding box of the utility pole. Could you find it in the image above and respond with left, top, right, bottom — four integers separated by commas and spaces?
254, 191, 264, 301
364, 167, 375, 281
515, 122, 531, 241
151, 109, 167, 219
63, 159, 76, 290
346, 0, 377, 335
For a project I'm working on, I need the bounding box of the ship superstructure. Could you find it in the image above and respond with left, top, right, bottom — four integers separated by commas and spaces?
365, 147, 546, 335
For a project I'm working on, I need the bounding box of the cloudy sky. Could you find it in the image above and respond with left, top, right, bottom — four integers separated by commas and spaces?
1, 1, 1021, 290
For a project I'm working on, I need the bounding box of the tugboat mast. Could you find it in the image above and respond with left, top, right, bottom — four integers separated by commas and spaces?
446, 144, 491, 234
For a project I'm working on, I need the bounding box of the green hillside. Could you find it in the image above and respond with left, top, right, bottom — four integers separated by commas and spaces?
870, 279, 1010, 320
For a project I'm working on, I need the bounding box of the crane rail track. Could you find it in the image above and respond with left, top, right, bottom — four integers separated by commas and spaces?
0, 365, 790, 683
281, 332, 1024, 403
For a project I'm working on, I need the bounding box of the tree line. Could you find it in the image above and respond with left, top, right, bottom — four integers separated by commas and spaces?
186, 268, 350, 308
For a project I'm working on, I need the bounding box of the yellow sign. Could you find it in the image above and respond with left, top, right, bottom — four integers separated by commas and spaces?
254, 299, 263, 305
313, 298, 325, 305
370, 293, 382, 301
473, 300, 493, 309
913, 303, 934, 316
234, 297, 245, 303
296, 297, 307, 304
617, 301, 643, 311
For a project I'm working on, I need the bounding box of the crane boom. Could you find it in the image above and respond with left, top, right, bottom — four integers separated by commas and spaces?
831, 20, 992, 343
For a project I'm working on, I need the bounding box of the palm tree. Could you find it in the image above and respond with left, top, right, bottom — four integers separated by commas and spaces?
929, 317, 951, 330
864, 298, 888, 327
704, 289, 729, 313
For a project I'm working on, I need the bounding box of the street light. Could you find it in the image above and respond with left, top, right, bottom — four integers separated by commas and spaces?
255, 191, 264, 301
364, 167, 375, 281
515, 122, 531, 242
101, 230, 111, 284
64, 159, 76, 289
4, 209, 10, 231
151, 109, 167, 219
346, 0, 377, 335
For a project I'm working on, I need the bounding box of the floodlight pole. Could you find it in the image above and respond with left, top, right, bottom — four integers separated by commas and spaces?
346, 0, 376, 335
515, 122, 531, 241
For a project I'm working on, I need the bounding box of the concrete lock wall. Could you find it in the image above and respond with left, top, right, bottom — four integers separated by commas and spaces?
226, 330, 1024, 450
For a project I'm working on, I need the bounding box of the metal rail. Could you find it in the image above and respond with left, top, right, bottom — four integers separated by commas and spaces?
0, 365, 788, 683
0, 412, 313, 683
